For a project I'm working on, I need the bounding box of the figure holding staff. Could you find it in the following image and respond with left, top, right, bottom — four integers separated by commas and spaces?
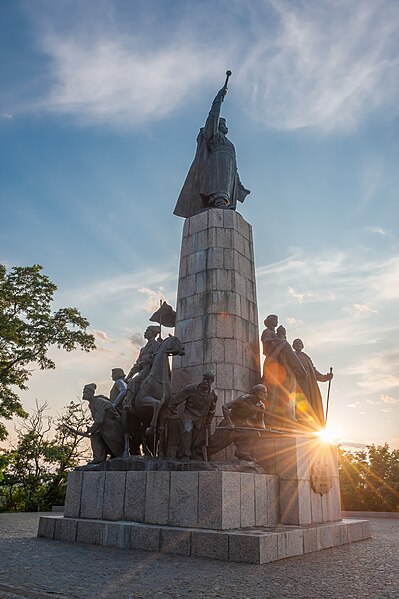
174, 70, 250, 218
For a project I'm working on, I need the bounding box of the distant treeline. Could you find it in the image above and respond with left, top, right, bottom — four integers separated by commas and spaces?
0, 401, 90, 512
338, 444, 399, 512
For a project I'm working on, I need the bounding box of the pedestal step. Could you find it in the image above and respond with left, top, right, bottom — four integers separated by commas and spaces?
38, 516, 371, 564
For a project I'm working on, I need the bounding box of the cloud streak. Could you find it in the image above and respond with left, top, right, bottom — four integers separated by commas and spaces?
344, 351, 399, 394
12, 0, 399, 132
239, 0, 399, 131
40, 32, 229, 126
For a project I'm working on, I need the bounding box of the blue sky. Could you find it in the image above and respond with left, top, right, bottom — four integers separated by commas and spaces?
0, 0, 398, 449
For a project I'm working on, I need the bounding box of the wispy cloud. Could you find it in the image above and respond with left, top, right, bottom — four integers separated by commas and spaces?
286, 317, 303, 326
258, 248, 399, 310
57, 266, 176, 307
366, 394, 399, 406
92, 329, 113, 343
366, 226, 390, 236
239, 0, 399, 131
39, 33, 229, 126
13, 0, 399, 131
344, 351, 399, 393
380, 394, 399, 405
352, 304, 378, 314
138, 287, 167, 313
287, 286, 336, 304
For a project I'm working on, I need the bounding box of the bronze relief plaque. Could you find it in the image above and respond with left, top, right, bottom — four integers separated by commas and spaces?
310, 462, 333, 495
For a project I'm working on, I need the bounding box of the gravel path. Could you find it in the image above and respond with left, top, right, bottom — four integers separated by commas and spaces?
0, 512, 398, 599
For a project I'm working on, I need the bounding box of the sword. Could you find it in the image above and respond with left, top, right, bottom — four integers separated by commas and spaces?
325, 367, 333, 424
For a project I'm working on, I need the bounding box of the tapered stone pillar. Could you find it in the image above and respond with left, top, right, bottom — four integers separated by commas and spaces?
172, 209, 261, 418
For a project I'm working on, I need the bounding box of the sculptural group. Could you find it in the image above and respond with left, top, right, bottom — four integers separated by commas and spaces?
80, 312, 332, 466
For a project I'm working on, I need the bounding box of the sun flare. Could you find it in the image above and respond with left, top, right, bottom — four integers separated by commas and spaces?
314, 424, 341, 444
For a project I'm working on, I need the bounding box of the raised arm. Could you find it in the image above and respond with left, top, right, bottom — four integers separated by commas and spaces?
204, 87, 227, 138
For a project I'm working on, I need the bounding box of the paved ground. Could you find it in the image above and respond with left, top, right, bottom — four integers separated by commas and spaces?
0, 512, 398, 599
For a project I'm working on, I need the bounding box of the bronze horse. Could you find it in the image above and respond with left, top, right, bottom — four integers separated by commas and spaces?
122, 334, 185, 457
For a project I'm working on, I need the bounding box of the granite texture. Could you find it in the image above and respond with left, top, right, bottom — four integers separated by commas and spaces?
172, 210, 260, 402
67, 469, 280, 532
37, 514, 371, 565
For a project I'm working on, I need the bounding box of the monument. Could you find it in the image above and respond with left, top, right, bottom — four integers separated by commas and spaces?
38, 72, 370, 563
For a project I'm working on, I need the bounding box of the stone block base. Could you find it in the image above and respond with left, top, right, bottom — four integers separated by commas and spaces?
38, 515, 371, 564
64, 468, 280, 530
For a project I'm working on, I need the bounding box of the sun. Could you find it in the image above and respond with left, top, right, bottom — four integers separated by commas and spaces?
314, 423, 342, 444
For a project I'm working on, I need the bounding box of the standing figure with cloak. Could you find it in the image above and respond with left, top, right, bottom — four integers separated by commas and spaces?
174, 72, 250, 218
261, 317, 307, 428
82, 383, 124, 464
292, 338, 333, 430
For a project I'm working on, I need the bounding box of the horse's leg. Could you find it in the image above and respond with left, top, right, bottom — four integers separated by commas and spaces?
157, 410, 167, 458
140, 423, 153, 457
129, 418, 142, 456
139, 396, 162, 436
121, 407, 131, 459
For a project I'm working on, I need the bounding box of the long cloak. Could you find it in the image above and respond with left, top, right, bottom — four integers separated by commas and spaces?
89, 395, 124, 459
174, 129, 249, 218
262, 341, 307, 425
294, 352, 328, 428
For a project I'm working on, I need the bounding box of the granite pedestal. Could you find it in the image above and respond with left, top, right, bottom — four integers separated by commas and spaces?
38, 448, 370, 563
254, 434, 342, 525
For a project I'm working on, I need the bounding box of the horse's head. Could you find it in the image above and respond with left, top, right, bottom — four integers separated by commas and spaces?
159, 334, 185, 356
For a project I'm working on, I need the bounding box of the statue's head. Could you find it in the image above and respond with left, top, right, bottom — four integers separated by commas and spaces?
277, 325, 286, 339
252, 384, 268, 400
145, 325, 161, 340
198, 371, 214, 393
293, 338, 304, 352
218, 117, 228, 135
264, 314, 278, 329
111, 368, 125, 381
82, 383, 96, 401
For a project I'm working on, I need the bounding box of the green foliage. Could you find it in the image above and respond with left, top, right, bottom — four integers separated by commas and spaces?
338, 443, 399, 512
0, 401, 91, 512
0, 264, 96, 439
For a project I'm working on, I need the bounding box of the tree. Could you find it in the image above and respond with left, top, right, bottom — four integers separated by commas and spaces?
0, 264, 96, 439
0, 401, 91, 512
338, 444, 399, 512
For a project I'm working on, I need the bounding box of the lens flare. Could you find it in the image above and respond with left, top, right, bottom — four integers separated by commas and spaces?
315, 424, 341, 444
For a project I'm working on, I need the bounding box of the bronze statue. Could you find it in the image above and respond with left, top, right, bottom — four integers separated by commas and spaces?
168, 372, 217, 461
174, 71, 250, 218
292, 338, 333, 430
110, 368, 127, 412
82, 383, 124, 464
208, 384, 268, 461
261, 316, 307, 427
122, 334, 185, 457
122, 326, 162, 454
125, 325, 161, 386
